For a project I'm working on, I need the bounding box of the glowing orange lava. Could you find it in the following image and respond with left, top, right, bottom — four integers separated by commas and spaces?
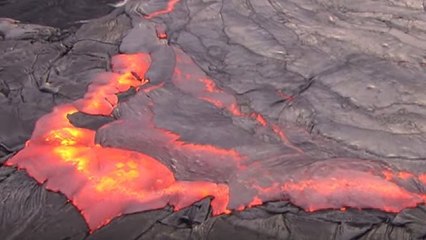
173, 48, 243, 116
281, 177, 421, 212
419, 174, 426, 185
6, 4, 426, 232
73, 54, 150, 115
145, 0, 181, 19
8, 49, 426, 232
6, 53, 230, 230
251, 113, 267, 126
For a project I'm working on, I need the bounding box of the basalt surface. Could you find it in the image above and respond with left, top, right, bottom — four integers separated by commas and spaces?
1, 0, 426, 239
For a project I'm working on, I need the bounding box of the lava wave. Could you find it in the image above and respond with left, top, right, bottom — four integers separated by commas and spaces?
6, 0, 426, 232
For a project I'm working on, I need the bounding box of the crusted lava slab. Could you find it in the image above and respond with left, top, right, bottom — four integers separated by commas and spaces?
1, 0, 426, 239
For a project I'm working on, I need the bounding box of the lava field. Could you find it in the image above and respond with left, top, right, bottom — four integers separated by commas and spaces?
1, 0, 426, 239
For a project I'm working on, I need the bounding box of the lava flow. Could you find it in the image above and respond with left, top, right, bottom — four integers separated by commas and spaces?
73, 54, 150, 115
6, 0, 426, 233
8, 36, 426, 232
6, 53, 230, 230
145, 0, 181, 19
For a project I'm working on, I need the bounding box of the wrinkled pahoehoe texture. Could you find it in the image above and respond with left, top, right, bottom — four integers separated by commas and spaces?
1, 0, 426, 239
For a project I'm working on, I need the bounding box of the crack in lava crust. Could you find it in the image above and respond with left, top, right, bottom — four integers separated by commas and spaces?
5, 0, 426, 232
145, 0, 181, 19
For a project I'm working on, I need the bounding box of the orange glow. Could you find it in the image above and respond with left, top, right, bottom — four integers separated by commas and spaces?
145, 0, 181, 19
277, 91, 294, 101
173, 48, 244, 118
201, 78, 219, 93
419, 174, 426, 184
281, 176, 421, 212
252, 113, 267, 126
6, 10, 426, 232
161, 130, 243, 168
271, 124, 289, 143
249, 166, 426, 213
248, 196, 263, 208
200, 96, 225, 108
382, 170, 394, 181
229, 103, 243, 116
143, 82, 165, 93
173, 54, 302, 151
74, 53, 151, 115
382, 170, 415, 181
157, 33, 167, 39
398, 171, 413, 180
45, 127, 86, 146
270, 123, 303, 153
6, 52, 230, 231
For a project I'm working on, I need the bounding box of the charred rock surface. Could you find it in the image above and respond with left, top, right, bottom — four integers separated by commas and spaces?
0, 0, 116, 29
162, 0, 426, 160
0, 167, 88, 240
0, 10, 129, 152
1, 0, 426, 239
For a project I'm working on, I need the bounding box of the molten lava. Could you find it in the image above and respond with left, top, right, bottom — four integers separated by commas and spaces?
74, 54, 150, 115
145, 0, 181, 19
6, 0, 426, 232
6, 53, 230, 230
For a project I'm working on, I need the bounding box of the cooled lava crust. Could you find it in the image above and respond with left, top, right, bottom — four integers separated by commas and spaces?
1, 0, 426, 239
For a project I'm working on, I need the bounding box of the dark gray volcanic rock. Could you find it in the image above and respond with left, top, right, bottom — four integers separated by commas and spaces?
0, 0, 117, 29
0, 10, 130, 152
0, 167, 88, 240
161, 0, 426, 160
67, 112, 115, 131
1, 0, 426, 239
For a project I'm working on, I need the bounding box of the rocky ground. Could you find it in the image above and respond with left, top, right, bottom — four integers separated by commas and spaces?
1, 0, 426, 239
